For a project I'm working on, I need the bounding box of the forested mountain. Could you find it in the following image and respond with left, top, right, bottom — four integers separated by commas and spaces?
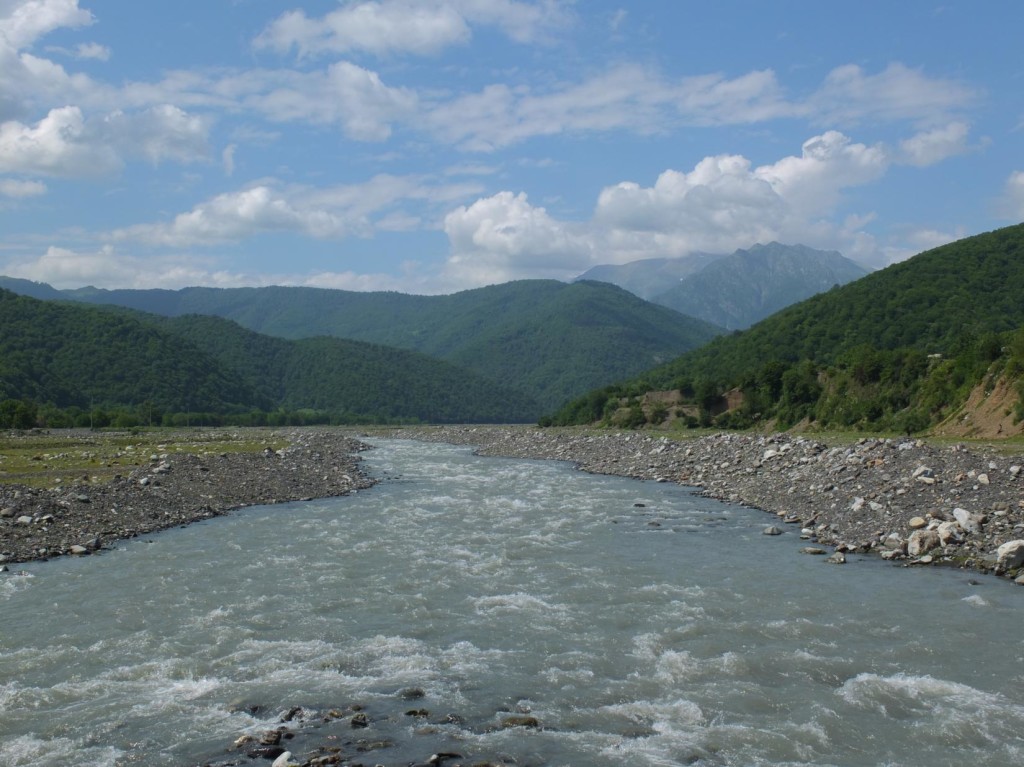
574, 252, 723, 300
0, 290, 541, 423
549, 223, 1024, 433
155, 314, 541, 422
574, 243, 868, 330
0, 279, 723, 412
650, 243, 869, 329
0, 290, 260, 413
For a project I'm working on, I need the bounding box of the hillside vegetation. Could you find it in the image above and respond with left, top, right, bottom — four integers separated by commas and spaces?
0, 290, 541, 426
548, 223, 1024, 434
0, 278, 723, 412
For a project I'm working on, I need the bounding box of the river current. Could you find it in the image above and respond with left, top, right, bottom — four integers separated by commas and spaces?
2, 438, 1023, 766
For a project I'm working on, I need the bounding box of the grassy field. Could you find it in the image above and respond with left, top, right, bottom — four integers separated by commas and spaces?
0, 429, 288, 489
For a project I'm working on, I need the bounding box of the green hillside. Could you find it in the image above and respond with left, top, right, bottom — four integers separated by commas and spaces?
548, 223, 1024, 432
156, 314, 542, 423
0, 289, 261, 414
6, 279, 723, 412
0, 290, 542, 425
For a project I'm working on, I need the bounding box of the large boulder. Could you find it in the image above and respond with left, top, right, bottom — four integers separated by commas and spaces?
995, 540, 1024, 571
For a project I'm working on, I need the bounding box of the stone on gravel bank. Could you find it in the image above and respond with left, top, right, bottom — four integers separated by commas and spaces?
0, 428, 374, 566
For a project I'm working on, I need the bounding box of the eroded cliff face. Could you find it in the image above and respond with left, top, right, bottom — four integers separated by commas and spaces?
933, 375, 1024, 439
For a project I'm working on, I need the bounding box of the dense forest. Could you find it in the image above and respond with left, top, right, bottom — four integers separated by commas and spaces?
0, 290, 541, 427
547, 223, 1024, 433
0, 278, 723, 412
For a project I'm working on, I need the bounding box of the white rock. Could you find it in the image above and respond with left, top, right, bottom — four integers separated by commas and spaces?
15, 515, 33, 525
953, 507, 983, 535
908, 530, 941, 556
937, 521, 963, 545
978, 473, 990, 485
995, 540, 1024, 570
271, 753, 294, 767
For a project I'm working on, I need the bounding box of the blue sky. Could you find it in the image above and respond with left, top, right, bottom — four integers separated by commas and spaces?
0, 0, 1021, 294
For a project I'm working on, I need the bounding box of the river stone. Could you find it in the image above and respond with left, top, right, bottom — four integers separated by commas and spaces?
908, 516, 927, 530
15, 515, 33, 526
907, 530, 940, 556
937, 521, 963, 545
995, 540, 1024, 570
826, 551, 846, 564
800, 547, 826, 555
0, 507, 15, 518
953, 508, 984, 534
68, 545, 89, 556
500, 715, 540, 729
270, 752, 294, 767
763, 526, 783, 536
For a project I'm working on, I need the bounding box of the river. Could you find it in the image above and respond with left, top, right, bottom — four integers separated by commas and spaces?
1, 438, 1023, 766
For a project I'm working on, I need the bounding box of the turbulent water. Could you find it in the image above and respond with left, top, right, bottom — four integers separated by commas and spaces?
2, 438, 1024, 767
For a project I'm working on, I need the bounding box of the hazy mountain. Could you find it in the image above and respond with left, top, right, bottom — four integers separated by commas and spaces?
651, 242, 870, 329
573, 252, 723, 300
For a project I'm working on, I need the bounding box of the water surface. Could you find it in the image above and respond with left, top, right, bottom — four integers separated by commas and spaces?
2, 439, 1023, 766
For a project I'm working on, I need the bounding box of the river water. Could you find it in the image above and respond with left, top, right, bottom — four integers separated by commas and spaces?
2, 438, 1023, 767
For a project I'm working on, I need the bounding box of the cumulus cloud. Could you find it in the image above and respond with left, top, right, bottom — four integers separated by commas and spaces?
0, 177, 46, 196
111, 175, 484, 248
0, 104, 209, 177
442, 191, 592, 286
254, 0, 570, 58
442, 131, 897, 285
0, 106, 119, 175
0, 0, 93, 50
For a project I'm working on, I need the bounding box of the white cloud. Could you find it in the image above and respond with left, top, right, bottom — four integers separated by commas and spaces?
111, 175, 484, 248
0, 177, 46, 196
0, 106, 119, 175
442, 191, 592, 286
254, 0, 570, 58
74, 41, 109, 60
249, 62, 417, 141
101, 105, 211, 164
999, 171, 1024, 220
809, 63, 978, 126
0, 0, 92, 50
899, 121, 970, 166
0, 104, 209, 177
112, 185, 348, 246
222, 143, 236, 176
426, 64, 791, 151
443, 131, 896, 285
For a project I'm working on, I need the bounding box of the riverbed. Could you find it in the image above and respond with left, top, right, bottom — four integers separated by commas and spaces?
2, 438, 1023, 766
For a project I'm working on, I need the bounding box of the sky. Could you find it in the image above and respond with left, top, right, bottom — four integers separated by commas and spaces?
0, 0, 1022, 295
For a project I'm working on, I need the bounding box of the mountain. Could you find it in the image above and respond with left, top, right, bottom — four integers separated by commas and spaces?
650, 243, 869, 330
548, 223, 1024, 432
0, 289, 542, 423
0, 279, 724, 412
0, 289, 261, 413
573, 252, 723, 300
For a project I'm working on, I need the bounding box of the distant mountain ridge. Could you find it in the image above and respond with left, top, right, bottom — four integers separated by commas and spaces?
0, 278, 724, 412
575, 242, 869, 329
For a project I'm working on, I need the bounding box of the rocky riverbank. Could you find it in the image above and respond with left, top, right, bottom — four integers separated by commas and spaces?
0, 428, 374, 567
369, 425, 1024, 584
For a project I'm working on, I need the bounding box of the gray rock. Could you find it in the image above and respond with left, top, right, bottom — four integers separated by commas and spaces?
68, 545, 90, 556
907, 530, 940, 556
953, 507, 984, 534
15, 515, 33, 526
826, 551, 847, 564
995, 540, 1024, 570
800, 547, 827, 555
763, 525, 783, 536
